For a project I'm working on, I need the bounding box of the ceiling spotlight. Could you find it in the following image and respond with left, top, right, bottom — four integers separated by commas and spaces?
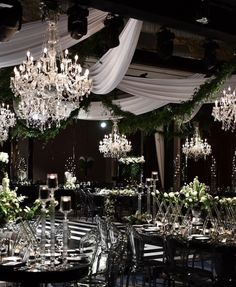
156, 26, 175, 60
100, 122, 107, 128
0, 0, 22, 42
195, 0, 209, 25
103, 13, 124, 49
67, 4, 89, 40
202, 38, 219, 72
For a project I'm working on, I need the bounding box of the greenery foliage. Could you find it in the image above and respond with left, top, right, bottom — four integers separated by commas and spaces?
0, 55, 236, 140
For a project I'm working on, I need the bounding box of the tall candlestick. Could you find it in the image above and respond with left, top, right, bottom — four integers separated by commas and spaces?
146, 178, 152, 214
60, 196, 72, 265
151, 172, 158, 218
47, 173, 58, 268
39, 186, 50, 269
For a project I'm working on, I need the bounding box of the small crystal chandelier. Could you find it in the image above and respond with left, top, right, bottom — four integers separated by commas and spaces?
182, 123, 211, 161
212, 86, 236, 131
0, 103, 16, 142
99, 120, 132, 158
10, 18, 92, 131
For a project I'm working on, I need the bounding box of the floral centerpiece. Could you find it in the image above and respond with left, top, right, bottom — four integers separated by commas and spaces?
179, 177, 213, 211
118, 156, 145, 184
124, 211, 151, 225
0, 173, 25, 226
64, 171, 77, 189
98, 188, 136, 219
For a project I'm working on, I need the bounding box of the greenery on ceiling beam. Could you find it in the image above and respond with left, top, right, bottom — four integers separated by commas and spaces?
1, 55, 236, 140
104, 56, 236, 134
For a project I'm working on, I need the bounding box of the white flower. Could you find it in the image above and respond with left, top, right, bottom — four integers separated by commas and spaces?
169, 192, 175, 198
64, 171, 77, 189
0, 152, 8, 164
118, 156, 145, 165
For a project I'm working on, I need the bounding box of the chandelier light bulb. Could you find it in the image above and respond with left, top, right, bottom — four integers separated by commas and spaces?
99, 120, 132, 158
212, 86, 236, 131
182, 124, 211, 161
10, 19, 92, 131
0, 103, 16, 142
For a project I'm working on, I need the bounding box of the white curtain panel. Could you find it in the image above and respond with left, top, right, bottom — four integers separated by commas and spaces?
90, 19, 143, 94
0, 8, 108, 68
154, 131, 165, 189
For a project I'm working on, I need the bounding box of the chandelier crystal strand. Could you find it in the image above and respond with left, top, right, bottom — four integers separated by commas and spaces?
10, 20, 92, 131
212, 86, 236, 132
0, 103, 16, 142
182, 124, 211, 161
99, 120, 132, 158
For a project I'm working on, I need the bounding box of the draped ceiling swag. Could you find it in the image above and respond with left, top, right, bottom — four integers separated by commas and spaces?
0, 8, 236, 121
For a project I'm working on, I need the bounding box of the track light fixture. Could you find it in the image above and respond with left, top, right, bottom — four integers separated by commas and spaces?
103, 13, 124, 49
0, 0, 22, 42
67, 3, 89, 40
156, 26, 175, 60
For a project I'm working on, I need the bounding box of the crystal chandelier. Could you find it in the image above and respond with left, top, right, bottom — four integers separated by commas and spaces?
182, 124, 211, 161
99, 120, 132, 158
0, 103, 16, 142
212, 86, 236, 131
10, 19, 92, 131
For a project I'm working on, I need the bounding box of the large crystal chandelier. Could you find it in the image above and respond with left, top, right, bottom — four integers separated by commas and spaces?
0, 103, 16, 142
212, 86, 236, 131
99, 120, 132, 158
10, 19, 92, 131
182, 124, 211, 161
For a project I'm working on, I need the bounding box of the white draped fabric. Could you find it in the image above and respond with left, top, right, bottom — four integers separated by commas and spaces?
0, 9, 108, 68
90, 19, 143, 94
154, 131, 165, 188
78, 75, 236, 120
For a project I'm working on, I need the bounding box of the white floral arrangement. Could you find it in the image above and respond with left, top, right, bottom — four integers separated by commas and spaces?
0, 173, 25, 224
217, 196, 236, 206
98, 188, 136, 196
118, 156, 145, 165
0, 152, 9, 164
179, 176, 213, 210
64, 171, 77, 189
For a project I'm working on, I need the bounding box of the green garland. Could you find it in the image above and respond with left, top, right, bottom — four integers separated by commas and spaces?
103, 56, 236, 134
1, 56, 236, 140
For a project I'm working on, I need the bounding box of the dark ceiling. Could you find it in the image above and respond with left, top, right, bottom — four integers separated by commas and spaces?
74, 0, 236, 73
17, 0, 236, 74
79, 0, 236, 42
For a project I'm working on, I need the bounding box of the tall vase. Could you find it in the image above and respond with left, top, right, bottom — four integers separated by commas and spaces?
191, 208, 202, 225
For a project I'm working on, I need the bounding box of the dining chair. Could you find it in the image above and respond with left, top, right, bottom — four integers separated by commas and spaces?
125, 225, 166, 287
164, 235, 214, 287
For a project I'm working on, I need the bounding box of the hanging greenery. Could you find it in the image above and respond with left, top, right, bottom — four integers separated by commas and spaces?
0, 55, 236, 140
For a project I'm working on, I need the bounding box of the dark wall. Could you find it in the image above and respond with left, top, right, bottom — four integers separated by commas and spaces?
182, 104, 236, 188
32, 120, 111, 184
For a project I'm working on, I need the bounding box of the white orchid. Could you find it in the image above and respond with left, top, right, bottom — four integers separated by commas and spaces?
118, 156, 145, 165
64, 171, 77, 189
0, 152, 8, 164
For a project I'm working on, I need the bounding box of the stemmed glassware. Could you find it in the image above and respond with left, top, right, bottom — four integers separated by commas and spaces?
59, 196, 72, 266
146, 213, 153, 225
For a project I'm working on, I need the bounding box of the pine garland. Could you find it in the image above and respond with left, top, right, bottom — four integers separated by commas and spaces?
0, 55, 236, 140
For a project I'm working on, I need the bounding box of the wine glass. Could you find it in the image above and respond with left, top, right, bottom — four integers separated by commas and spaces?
146, 213, 153, 225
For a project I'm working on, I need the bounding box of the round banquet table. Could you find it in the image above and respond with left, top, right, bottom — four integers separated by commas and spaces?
138, 227, 236, 284
0, 262, 89, 286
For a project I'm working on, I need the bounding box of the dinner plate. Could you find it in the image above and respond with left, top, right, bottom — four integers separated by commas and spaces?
67, 255, 89, 262
193, 235, 210, 241
2, 256, 22, 262
143, 227, 159, 232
